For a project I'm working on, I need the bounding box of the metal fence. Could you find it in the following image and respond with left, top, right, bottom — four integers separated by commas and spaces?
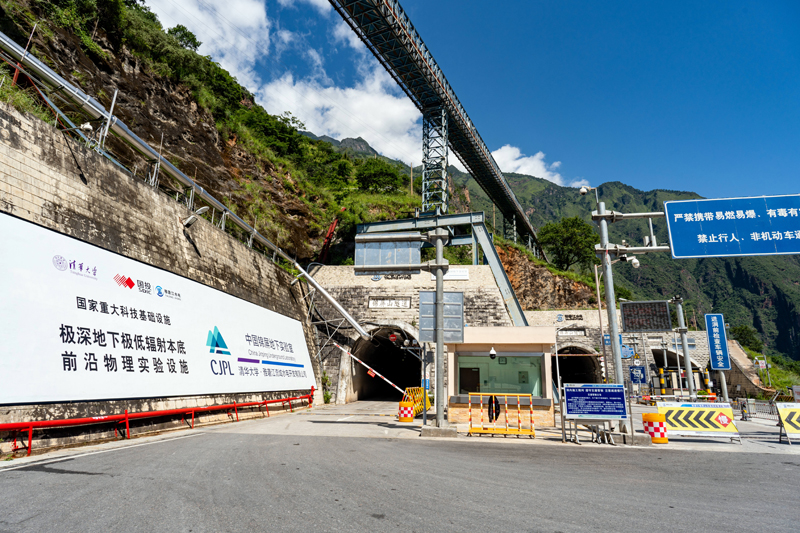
731, 398, 779, 421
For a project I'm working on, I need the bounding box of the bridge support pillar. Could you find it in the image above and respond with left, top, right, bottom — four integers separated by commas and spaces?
422, 107, 448, 215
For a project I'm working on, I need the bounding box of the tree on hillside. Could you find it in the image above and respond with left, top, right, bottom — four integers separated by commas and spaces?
537, 216, 600, 272
730, 324, 763, 353
355, 158, 403, 193
168, 25, 202, 51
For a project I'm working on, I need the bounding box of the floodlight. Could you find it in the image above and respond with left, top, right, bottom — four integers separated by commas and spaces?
182, 206, 210, 228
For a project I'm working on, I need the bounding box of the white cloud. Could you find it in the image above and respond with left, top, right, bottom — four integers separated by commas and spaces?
147, 0, 270, 89
333, 20, 363, 51
146, 0, 422, 165
257, 65, 422, 165
277, 0, 331, 15
491, 145, 584, 187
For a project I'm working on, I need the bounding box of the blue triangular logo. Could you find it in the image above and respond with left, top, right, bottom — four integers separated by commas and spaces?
206, 326, 231, 355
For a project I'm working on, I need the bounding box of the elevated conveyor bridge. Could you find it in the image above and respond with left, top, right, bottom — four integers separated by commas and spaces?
330, 0, 546, 258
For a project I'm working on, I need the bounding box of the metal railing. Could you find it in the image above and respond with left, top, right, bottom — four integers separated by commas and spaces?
0, 29, 370, 341
731, 398, 779, 422
2, 389, 315, 456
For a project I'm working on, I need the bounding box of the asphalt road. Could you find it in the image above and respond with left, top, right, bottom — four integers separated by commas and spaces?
1, 412, 799, 533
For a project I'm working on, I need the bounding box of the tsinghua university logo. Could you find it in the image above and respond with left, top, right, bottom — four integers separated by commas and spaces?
52, 255, 68, 271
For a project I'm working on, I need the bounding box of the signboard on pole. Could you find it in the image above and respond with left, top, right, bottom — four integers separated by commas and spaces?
704, 314, 730, 370
0, 214, 315, 405
563, 384, 629, 420
664, 195, 800, 259
603, 334, 622, 347
620, 301, 672, 332
630, 366, 647, 384
419, 291, 464, 343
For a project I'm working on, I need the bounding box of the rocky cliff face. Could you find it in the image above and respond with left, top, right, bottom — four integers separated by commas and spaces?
496, 246, 596, 310
0, 15, 324, 257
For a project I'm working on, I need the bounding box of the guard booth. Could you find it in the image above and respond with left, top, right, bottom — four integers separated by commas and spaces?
446, 326, 556, 426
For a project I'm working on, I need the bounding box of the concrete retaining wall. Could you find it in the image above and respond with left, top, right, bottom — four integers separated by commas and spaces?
0, 104, 321, 454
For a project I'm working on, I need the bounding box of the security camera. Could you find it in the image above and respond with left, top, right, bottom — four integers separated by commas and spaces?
579, 186, 588, 196
489, 347, 497, 360
630, 257, 640, 269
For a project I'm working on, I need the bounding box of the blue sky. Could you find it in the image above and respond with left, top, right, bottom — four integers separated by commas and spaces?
148, 0, 799, 197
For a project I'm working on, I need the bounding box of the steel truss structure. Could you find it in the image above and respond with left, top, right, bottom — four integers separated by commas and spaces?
422, 106, 448, 214
330, 0, 546, 258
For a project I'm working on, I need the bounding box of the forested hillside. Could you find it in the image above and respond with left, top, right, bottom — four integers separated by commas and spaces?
451, 168, 800, 361
0, 0, 797, 362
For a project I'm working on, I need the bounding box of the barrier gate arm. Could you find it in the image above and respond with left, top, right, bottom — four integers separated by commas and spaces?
333, 342, 405, 394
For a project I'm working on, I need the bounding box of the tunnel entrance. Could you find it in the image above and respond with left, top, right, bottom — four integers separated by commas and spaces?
553, 347, 603, 384
350, 327, 422, 401
651, 349, 702, 391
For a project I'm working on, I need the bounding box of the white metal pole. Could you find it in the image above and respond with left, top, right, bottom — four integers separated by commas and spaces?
675, 298, 695, 397
594, 264, 607, 382
434, 230, 446, 427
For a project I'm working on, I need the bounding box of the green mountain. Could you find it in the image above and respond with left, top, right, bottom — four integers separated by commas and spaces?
450, 168, 800, 361
1, 1, 797, 362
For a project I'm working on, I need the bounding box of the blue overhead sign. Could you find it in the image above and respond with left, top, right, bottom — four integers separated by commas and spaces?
563, 384, 629, 420
664, 195, 800, 259
705, 314, 731, 371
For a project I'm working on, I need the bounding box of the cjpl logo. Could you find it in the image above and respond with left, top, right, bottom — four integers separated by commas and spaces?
207, 326, 234, 376
206, 326, 231, 356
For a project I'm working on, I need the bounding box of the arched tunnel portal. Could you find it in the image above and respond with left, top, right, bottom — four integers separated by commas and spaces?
349, 325, 422, 402
553, 346, 603, 384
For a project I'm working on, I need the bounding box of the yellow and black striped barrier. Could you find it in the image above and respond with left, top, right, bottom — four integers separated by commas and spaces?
657, 402, 741, 443
777, 403, 800, 445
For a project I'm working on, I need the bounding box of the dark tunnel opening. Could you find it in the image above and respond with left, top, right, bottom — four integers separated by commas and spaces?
553, 347, 602, 384
352, 328, 421, 401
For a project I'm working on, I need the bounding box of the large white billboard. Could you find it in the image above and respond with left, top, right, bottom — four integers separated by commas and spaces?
0, 213, 315, 404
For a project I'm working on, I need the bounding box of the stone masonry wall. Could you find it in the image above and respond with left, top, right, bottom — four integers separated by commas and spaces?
0, 104, 320, 453
310, 265, 513, 403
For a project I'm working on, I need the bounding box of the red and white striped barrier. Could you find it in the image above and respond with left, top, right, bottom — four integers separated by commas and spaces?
643, 420, 668, 440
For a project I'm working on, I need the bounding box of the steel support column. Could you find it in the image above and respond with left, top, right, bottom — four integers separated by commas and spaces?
422, 107, 448, 214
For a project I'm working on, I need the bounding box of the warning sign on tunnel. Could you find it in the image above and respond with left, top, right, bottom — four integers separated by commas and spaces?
657, 402, 741, 438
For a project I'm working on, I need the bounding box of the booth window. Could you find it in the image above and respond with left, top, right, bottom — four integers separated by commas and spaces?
457, 355, 541, 396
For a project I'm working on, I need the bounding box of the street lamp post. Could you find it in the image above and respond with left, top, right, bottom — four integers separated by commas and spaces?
671, 296, 694, 397
583, 185, 671, 431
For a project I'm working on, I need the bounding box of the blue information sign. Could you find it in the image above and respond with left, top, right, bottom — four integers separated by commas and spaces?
621, 345, 634, 359
563, 384, 628, 420
705, 314, 730, 370
664, 195, 800, 259
630, 366, 647, 384
603, 334, 622, 346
